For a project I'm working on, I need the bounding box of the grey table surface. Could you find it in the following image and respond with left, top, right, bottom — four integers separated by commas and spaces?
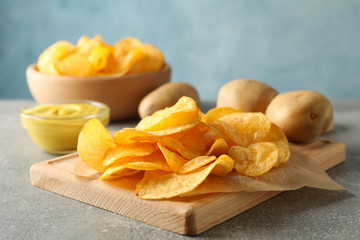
1, 99, 359, 240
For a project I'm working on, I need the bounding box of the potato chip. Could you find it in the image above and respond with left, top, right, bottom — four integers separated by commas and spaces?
131, 132, 201, 160
126, 44, 165, 74
113, 128, 153, 145
168, 125, 207, 156
100, 151, 170, 180
100, 54, 126, 75
76, 97, 292, 200
206, 138, 229, 157
37, 41, 76, 75
197, 121, 225, 149
77, 34, 106, 56
88, 45, 111, 71
100, 169, 140, 181
103, 142, 156, 167
77, 118, 116, 173
56, 53, 95, 76
157, 143, 188, 173
258, 123, 290, 166
135, 157, 233, 199
38, 35, 165, 76
205, 107, 242, 124
114, 37, 142, 58
211, 154, 234, 177
229, 142, 278, 177
211, 112, 272, 147
160, 136, 200, 160
136, 96, 202, 135
178, 156, 216, 174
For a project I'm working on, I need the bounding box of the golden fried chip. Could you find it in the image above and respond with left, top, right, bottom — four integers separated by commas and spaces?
114, 128, 154, 145
197, 121, 225, 149
114, 37, 142, 58
56, 53, 95, 76
258, 123, 290, 166
135, 157, 232, 199
169, 125, 207, 157
136, 96, 202, 135
132, 133, 200, 160
205, 107, 242, 124
77, 118, 116, 173
37, 41, 76, 75
178, 156, 216, 174
100, 152, 170, 180
126, 44, 165, 74
157, 143, 188, 173
211, 154, 234, 177
211, 112, 271, 147
88, 45, 111, 71
103, 142, 156, 167
77, 34, 106, 56
38, 35, 165, 76
99, 169, 140, 181
206, 138, 229, 157
229, 142, 278, 177
100, 54, 126, 75
160, 136, 199, 159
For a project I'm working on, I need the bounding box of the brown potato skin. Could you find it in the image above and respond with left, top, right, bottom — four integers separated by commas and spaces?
138, 82, 200, 119
217, 79, 278, 113
265, 90, 333, 142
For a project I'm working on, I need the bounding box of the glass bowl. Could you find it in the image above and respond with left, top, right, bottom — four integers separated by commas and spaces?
20, 100, 110, 154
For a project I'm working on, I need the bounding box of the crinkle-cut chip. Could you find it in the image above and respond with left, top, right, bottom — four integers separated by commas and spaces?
205, 107, 242, 124
211, 154, 234, 177
103, 142, 156, 167
56, 53, 95, 77
135, 157, 230, 199
211, 112, 272, 147
229, 142, 278, 177
77, 118, 116, 173
114, 128, 154, 145
206, 138, 229, 157
178, 156, 216, 175
257, 123, 290, 166
100, 152, 170, 180
135, 96, 201, 135
157, 143, 188, 173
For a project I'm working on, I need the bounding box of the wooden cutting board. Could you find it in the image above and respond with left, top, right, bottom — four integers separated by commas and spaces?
30, 138, 345, 235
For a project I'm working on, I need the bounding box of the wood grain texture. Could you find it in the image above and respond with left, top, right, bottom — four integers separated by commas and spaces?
30, 137, 345, 235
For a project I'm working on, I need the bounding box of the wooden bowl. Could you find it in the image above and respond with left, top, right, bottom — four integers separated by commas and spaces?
26, 63, 171, 121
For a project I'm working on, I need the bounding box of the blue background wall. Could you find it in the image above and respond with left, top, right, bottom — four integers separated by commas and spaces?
1, 0, 359, 101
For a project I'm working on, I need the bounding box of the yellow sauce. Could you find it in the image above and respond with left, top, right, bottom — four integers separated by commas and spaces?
21, 101, 109, 154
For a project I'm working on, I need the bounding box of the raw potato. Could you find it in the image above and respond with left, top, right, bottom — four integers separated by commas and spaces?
217, 79, 278, 113
138, 82, 200, 119
265, 90, 333, 142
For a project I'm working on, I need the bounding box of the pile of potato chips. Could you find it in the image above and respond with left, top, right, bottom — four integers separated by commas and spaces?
77, 96, 290, 199
37, 35, 165, 77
